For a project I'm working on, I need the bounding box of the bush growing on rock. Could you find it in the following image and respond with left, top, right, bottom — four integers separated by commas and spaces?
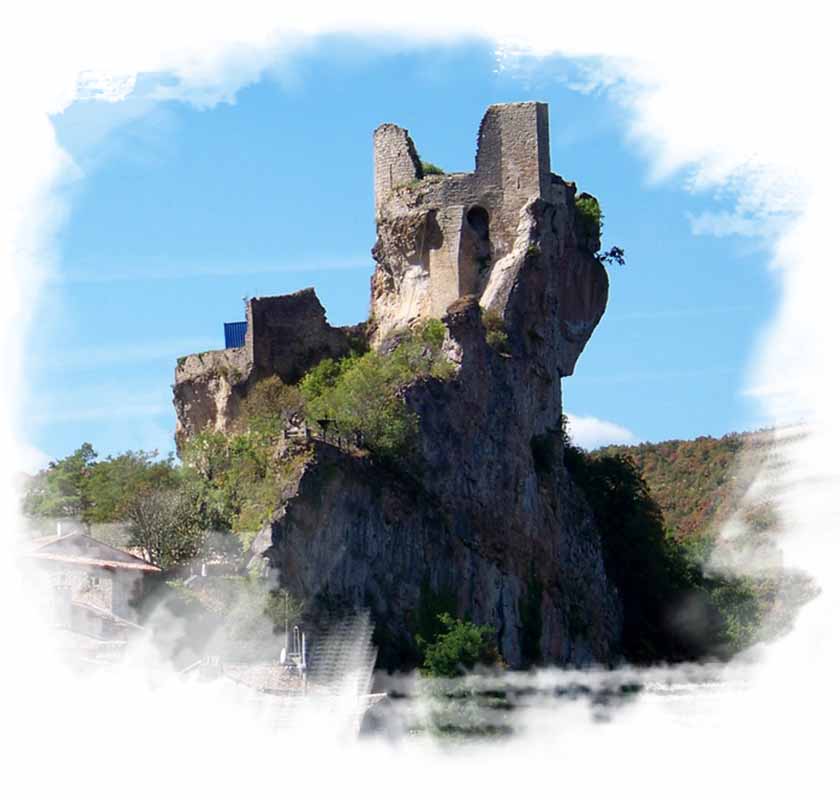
481, 309, 510, 355
236, 376, 305, 436
421, 161, 445, 176
300, 321, 454, 463
180, 428, 309, 548
575, 194, 603, 243
417, 613, 502, 677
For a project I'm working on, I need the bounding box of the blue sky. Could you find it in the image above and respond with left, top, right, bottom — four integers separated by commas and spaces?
29, 40, 777, 463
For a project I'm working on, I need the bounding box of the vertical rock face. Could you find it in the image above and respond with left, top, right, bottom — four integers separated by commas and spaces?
176, 102, 622, 668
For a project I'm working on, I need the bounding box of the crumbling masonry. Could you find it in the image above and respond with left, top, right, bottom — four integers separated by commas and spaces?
373, 103, 550, 315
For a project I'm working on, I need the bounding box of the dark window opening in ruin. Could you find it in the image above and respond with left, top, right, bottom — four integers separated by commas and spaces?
466, 206, 492, 273
467, 206, 490, 240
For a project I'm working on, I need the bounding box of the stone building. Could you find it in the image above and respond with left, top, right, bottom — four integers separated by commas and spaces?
28, 531, 160, 643
368, 101, 591, 345
373, 102, 551, 316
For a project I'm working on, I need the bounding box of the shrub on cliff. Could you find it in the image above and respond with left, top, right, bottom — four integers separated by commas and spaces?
417, 613, 501, 678
421, 161, 445, 176
300, 320, 453, 462
236, 376, 305, 436
179, 428, 307, 547
575, 194, 602, 243
481, 309, 510, 355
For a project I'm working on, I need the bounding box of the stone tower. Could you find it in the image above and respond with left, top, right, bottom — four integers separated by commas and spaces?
371, 102, 552, 331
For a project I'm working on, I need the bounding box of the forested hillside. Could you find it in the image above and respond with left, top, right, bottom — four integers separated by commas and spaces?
595, 432, 769, 543
583, 428, 815, 651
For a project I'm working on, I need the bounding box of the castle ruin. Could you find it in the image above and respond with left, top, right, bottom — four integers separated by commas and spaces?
369, 102, 593, 344
172, 102, 616, 667
374, 102, 550, 316
175, 102, 602, 447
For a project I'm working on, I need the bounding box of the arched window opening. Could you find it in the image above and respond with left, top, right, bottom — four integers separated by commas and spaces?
466, 206, 492, 275
466, 206, 490, 241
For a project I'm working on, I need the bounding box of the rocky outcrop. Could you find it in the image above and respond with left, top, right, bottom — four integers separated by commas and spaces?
254, 178, 619, 669
177, 102, 622, 668
173, 347, 249, 446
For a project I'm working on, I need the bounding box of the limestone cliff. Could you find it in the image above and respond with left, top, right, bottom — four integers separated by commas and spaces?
174, 102, 622, 668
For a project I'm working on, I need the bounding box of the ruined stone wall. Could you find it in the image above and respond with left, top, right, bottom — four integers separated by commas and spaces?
246, 289, 351, 383
475, 102, 550, 253
370, 102, 554, 343
373, 124, 422, 217
428, 207, 465, 317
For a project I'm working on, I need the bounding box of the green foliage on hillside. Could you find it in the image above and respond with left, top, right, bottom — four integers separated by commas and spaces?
596, 433, 754, 542
564, 443, 711, 660
235, 375, 305, 436
179, 425, 309, 548
568, 425, 818, 658
417, 613, 502, 677
560, 418, 774, 661
23, 443, 180, 526
300, 319, 453, 462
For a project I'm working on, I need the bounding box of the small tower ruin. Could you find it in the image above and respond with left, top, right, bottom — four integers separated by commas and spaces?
372, 102, 553, 326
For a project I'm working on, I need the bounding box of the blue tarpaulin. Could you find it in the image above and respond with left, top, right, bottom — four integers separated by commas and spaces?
224, 321, 247, 348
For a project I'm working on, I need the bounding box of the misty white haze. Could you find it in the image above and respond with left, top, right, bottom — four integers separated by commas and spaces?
2, 2, 837, 796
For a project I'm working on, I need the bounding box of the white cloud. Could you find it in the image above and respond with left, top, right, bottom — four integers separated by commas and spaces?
687, 211, 766, 238
565, 413, 637, 450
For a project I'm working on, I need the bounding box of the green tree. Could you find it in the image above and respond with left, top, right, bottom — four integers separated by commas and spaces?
300, 320, 453, 463
85, 450, 179, 524
125, 487, 204, 569
416, 613, 501, 678
22, 443, 97, 519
